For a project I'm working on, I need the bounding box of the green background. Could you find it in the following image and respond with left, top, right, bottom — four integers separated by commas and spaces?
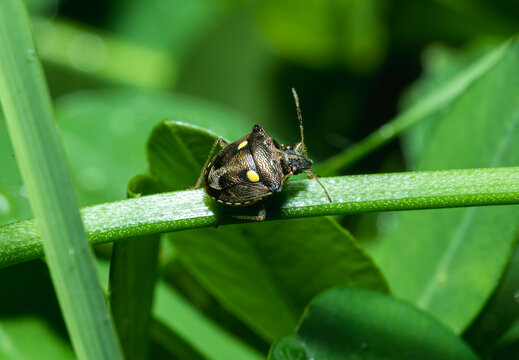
1, 0, 519, 359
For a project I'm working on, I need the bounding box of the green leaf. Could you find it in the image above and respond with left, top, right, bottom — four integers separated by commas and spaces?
173, 6, 281, 135
140, 120, 388, 340
269, 287, 479, 360
257, 0, 386, 71
170, 217, 388, 340
95, 260, 263, 360
33, 19, 176, 89
319, 37, 512, 175
463, 243, 519, 356
0, 114, 32, 225
491, 320, 519, 359
149, 320, 208, 360
153, 282, 264, 360
0, 260, 74, 360
1, 89, 251, 225
25, 0, 57, 16
147, 120, 223, 190
369, 36, 519, 333
110, 0, 227, 58
269, 288, 477, 360
400, 41, 500, 167
53, 89, 250, 206
0, 1, 122, 359
0, 316, 75, 360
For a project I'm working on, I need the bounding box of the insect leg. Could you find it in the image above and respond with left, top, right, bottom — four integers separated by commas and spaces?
230, 202, 266, 222
193, 137, 228, 189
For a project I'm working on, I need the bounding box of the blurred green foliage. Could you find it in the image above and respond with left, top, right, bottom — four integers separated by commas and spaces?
1, 0, 519, 359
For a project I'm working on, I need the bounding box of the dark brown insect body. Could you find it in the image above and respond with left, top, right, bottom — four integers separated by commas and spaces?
194, 89, 331, 221
203, 124, 312, 206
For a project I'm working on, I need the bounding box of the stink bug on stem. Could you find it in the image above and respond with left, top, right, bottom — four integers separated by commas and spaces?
193, 88, 332, 221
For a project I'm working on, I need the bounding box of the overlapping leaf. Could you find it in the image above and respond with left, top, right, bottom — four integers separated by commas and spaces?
269, 287, 478, 360
370, 39, 519, 333
137, 121, 388, 341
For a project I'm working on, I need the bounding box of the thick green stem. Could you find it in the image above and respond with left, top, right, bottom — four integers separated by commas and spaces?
1, 167, 519, 269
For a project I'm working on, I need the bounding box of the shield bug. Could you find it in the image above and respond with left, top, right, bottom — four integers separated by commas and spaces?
193, 88, 331, 221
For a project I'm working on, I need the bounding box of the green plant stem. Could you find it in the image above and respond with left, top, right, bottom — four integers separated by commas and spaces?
109, 184, 160, 360
1, 167, 519, 269
109, 236, 159, 360
0, 1, 122, 359
318, 39, 510, 175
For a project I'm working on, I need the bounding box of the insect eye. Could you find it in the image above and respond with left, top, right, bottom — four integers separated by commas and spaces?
292, 166, 300, 175
286, 145, 293, 150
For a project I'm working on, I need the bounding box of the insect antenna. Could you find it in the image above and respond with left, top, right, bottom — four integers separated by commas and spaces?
292, 88, 332, 203
291, 88, 307, 156
305, 170, 332, 203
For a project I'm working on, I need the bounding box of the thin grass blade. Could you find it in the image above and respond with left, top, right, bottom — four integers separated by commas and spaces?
0, 1, 122, 359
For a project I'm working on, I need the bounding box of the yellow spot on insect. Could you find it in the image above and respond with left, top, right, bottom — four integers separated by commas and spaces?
238, 140, 248, 150
247, 170, 260, 182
